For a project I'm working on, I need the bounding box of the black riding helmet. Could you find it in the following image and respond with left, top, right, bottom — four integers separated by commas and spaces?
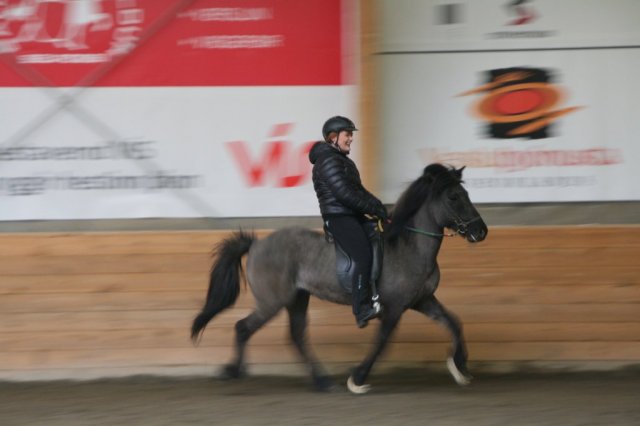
322, 116, 358, 142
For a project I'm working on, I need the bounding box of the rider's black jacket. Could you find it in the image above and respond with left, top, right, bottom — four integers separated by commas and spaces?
309, 141, 385, 218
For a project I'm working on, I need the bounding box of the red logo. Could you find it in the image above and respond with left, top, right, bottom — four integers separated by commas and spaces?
459, 67, 582, 139
226, 123, 315, 188
505, 0, 536, 25
0, 0, 141, 56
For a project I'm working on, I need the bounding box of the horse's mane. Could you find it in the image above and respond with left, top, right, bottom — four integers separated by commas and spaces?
385, 163, 463, 244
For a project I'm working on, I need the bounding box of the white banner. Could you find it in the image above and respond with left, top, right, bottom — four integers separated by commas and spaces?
0, 86, 357, 219
378, 0, 640, 203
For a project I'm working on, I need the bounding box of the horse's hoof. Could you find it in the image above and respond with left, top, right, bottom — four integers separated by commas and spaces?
219, 364, 245, 380
313, 375, 335, 392
447, 357, 472, 386
347, 375, 371, 394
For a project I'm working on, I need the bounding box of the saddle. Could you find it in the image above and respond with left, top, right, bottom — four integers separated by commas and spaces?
324, 220, 383, 294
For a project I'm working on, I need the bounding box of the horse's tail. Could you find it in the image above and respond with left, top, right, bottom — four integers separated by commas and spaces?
190, 231, 255, 343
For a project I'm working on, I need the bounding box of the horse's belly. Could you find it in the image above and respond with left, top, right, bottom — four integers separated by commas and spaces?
299, 271, 351, 306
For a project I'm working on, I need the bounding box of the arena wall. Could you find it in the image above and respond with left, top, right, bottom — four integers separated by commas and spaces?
1, 226, 638, 381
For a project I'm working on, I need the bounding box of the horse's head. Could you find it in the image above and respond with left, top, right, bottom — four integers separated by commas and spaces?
428, 165, 488, 243
386, 164, 488, 244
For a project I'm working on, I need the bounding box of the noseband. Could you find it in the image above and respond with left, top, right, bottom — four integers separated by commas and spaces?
452, 214, 483, 236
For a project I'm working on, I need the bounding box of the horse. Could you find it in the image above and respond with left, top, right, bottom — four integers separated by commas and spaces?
191, 163, 488, 394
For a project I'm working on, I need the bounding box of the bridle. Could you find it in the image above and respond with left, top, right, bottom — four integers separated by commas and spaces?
451, 214, 483, 236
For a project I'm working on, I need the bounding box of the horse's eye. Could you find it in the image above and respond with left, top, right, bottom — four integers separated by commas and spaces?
448, 193, 459, 201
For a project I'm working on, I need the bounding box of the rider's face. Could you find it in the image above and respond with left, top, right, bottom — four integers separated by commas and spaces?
334, 130, 353, 154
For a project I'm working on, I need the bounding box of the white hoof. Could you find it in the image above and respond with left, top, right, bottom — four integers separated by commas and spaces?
347, 375, 371, 394
447, 357, 472, 386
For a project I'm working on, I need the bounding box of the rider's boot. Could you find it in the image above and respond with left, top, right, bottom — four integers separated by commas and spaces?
353, 276, 382, 328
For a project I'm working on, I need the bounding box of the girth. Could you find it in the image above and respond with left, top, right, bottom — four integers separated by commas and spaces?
324, 221, 383, 294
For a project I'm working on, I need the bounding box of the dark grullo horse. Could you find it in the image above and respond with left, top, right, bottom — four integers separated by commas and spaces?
191, 163, 488, 394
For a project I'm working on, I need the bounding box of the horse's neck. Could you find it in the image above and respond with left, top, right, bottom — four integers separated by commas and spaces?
416, 214, 444, 260
395, 210, 444, 270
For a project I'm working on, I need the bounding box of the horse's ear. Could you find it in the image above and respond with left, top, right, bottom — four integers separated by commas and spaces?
455, 166, 466, 179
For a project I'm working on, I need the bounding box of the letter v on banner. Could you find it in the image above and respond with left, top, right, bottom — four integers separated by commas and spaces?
226, 123, 315, 188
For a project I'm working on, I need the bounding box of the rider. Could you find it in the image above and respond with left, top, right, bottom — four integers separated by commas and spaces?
308, 115, 388, 328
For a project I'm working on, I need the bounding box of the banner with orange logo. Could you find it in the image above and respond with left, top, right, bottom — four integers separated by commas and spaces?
379, 0, 639, 202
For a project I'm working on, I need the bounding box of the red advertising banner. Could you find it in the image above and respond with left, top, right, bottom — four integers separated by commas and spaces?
0, 0, 344, 87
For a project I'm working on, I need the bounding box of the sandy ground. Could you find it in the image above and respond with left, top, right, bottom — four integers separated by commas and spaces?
1, 368, 639, 426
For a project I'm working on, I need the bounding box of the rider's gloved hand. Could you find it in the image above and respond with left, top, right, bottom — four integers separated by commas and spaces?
374, 203, 388, 222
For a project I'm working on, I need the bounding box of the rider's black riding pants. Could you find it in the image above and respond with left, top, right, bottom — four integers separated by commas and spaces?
323, 214, 373, 313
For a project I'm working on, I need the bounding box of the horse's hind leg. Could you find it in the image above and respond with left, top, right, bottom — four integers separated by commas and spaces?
286, 290, 333, 391
413, 295, 472, 385
221, 308, 279, 379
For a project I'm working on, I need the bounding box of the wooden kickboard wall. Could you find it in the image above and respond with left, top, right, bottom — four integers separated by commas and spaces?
1, 226, 639, 380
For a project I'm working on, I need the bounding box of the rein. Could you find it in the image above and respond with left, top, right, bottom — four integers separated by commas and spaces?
375, 210, 482, 239
402, 214, 483, 239
404, 226, 455, 238
376, 218, 455, 238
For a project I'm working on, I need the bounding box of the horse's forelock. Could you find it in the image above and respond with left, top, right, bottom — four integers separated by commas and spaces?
429, 165, 463, 197
420, 164, 463, 194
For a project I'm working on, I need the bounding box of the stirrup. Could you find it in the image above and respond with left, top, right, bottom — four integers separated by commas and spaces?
372, 294, 382, 315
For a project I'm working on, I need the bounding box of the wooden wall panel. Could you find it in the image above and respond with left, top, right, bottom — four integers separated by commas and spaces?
1, 226, 639, 380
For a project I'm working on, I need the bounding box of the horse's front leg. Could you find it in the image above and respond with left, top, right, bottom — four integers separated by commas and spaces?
348, 307, 403, 394
412, 295, 472, 385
